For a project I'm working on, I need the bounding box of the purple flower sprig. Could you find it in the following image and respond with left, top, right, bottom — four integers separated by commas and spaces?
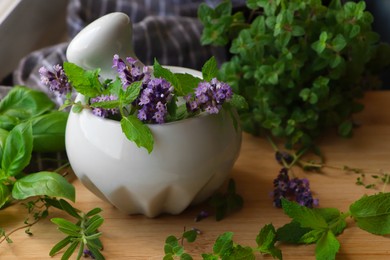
39, 56, 244, 153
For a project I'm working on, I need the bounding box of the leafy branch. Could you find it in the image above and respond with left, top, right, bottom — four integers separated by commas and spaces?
164, 193, 390, 260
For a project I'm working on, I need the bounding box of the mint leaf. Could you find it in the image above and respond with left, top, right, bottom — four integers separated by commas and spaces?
212, 232, 234, 256
276, 221, 312, 244
256, 224, 282, 259
12, 171, 75, 202
153, 59, 179, 89
63, 62, 102, 97
121, 81, 142, 104
229, 94, 248, 111
315, 230, 340, 260
120, 115, 154, 153
175, 73, 201, 96
183, 230, 197, 243
350, 193, 390, 235
202, 56, 218, 81
281, 199, 328, 229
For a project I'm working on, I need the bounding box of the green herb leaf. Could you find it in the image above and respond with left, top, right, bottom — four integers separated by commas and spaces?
315, 230, 340, 260
121, 81, 142, 104
120, 115, 154, 153
1, 122, 33, 177
51, 218, 81, 232
175, 73, 202, 96
153, 59, 179, 89
202, 56, 218, 81
0, 183, 11, 208
0, 86, 55, 125
29, 111, 68, 152
12, 171, 75, 202
0, 128, 9, 165
276, 221, 312, 244
183, 230, 198, 243
281, 199, 328, 229
49, 236, 72, 256
256, 224, 282, 259
350, 193, 390, 235
212, 232, 234, 256
63, 62, 102, 97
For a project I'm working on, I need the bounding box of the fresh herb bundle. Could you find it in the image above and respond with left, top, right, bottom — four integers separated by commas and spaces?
40, 56, 247, 153
0, 87, 104, 259
198, 0, 390, 148
164, 193, 390, 260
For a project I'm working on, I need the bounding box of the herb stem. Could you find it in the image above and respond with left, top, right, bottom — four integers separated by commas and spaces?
0, 217, 41, 244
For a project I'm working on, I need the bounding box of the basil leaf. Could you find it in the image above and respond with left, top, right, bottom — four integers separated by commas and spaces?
0, 128, 9, 165
350, 193, 390, 235
0, 182, 11, 208
0, 86, 55, 120
1, 122, 33, 177
30, 111, 69, 152
120, 115, 154, 153
0, 114, 18, 130
12, 171, 75, 202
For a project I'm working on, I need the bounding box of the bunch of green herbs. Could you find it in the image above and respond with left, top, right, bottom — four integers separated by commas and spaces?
0, 86, 104, 259
198, 0, 390, 148
164, 192, 390, 260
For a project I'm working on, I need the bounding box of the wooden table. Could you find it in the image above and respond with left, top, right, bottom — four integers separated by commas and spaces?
1, 91, 390, 259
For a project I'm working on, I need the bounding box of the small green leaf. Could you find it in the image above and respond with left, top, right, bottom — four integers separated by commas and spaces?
121, 115, 154, 153
153, 59, 179, 88
276, 221, 312, 244
183, 230, 198, 243
350, 193, 390, 235
63, 62, 102, 97
315, 230, 340, 260
49, 236, 72, 256
213, 232, 234, 256
59, 199, 81, 219
86, 207, 103, 217
121, 81, 142, 104
12, 171, 76, 202
85, 215, 104, 233
229, 94, 248, 111
281, 199, 328, 229
61, 240, 80, 260
175, 73, 202, 96
256, 224, 282, 259
338, 121, 353, 137
202, 56, 218, 81
51, 218, 81, 232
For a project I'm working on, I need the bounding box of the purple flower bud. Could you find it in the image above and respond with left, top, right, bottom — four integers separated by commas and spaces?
39, 64, 72, 95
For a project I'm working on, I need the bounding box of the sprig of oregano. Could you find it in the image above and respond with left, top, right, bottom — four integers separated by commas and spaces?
0, 86, 105, 259
62, 57, 247, 153
198, 0, 390, 149
164, 192, 390, 260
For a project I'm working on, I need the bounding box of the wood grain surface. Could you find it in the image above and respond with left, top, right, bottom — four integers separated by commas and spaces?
1, 91, 390, 259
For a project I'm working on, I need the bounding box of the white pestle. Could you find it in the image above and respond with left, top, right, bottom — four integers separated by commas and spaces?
66, 12, 142, 79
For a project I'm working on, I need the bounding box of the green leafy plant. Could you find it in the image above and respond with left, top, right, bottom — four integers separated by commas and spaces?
199, 0, 390, 148
164, 192, 390, 260
40, 57, 247, 153
0, 86, 104, 259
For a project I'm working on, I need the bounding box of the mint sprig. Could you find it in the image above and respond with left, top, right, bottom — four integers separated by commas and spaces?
164, 192, 390, 260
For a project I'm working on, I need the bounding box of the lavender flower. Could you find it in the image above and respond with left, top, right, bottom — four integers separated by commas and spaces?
39, 64, 71, 95
186, 78, 232, 114
136, 78, 174, 124
112, 54, 150, 89
272, 168, 318, 208
90, 94, 118, 118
